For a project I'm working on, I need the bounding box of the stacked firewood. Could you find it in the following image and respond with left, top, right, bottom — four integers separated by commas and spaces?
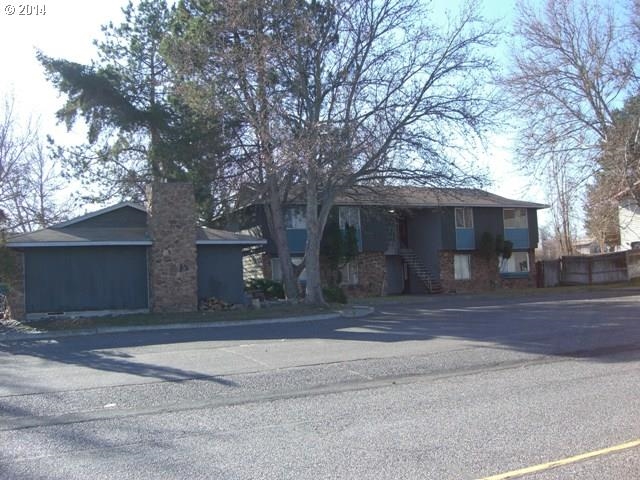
198, 297, 233, 311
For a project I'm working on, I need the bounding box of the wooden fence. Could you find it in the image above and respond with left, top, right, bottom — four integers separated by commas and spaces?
537, 250, 640, 287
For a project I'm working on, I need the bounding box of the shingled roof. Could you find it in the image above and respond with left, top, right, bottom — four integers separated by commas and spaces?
7, 203, 266, 247
6, 227, 150, 247
332, 186, 547, 209
236, 185, 546, 209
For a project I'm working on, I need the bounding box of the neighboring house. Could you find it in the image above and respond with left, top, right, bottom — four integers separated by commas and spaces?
224, 187, 547, 296
572, 236, 621, 255
618, 197, 640, 250
4, 183, 265, 320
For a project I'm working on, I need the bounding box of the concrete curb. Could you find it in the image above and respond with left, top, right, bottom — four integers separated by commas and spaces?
0, 306, 375, 343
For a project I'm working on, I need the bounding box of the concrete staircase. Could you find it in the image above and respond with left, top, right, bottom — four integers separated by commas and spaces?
399, 249, 443, 294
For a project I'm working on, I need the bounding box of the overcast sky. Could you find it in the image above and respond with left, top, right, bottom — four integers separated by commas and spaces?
0, 0, 548, 222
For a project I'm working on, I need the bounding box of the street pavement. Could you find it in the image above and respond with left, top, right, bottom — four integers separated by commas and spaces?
1, 290, 639, 479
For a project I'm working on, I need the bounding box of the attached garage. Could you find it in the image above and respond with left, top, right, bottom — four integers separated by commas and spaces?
6, 204, 153, 319
24, 246, 149, 314
5, 194, 265, 320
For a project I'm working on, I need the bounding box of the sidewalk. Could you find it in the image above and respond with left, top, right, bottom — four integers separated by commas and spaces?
0, 305, 375, 342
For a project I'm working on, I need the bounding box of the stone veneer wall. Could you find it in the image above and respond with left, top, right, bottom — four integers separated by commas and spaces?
147, 182, 198, 313
342, 252, 387, 298
3, 249, 25, 320
439, 250, 535, 293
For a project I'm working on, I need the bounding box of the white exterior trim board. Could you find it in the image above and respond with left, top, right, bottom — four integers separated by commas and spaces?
9, 241, 153, 248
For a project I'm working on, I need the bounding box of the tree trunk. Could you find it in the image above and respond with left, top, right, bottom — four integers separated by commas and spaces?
304, 223, 324, 304
303, 160, 322, 304
304, 168, 333, 305
264, 177, 299, 301
304, 206, 325, 305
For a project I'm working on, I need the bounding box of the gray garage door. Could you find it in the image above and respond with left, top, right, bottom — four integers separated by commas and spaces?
25, 246, 148, 313
197, 245, 244, 304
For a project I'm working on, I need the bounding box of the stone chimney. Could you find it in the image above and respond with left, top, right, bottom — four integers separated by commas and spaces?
147, 182, 198, 313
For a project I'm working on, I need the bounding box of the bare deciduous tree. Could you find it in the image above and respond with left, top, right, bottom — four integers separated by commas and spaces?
0, 96, 36, 219
546, 152, 580, 255
167, 0, 499, 303
504, 0, 636, 252
506, 0, 632, 164
8, 140, 72, 231
584, 175, 620, 253
0, 95, 71, 232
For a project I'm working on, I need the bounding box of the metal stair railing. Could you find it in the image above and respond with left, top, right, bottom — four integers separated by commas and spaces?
399, 248, 443, 294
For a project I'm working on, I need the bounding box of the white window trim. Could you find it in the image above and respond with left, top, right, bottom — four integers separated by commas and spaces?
455, 207, 473, 229
503, 208, 528, 229
271, 258, 282, 281
498, 251, 530, 274
454, 253, 471, 280
271, 257, 306, 282
340, 260, 359, 285
284, 207, 306, 229
338, 206, 361, 231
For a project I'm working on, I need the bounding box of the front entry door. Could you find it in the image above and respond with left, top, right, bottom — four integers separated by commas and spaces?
398, 215, 411, 293
399, 216, 409, 248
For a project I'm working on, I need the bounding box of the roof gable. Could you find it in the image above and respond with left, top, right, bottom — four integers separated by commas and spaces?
7, 201, 266, 248
53, 202, 147, 229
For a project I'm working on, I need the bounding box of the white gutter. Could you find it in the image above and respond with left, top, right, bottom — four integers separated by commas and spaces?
196, 240, 267, 245
10, 240, 266, 247
8, 241, 153, 247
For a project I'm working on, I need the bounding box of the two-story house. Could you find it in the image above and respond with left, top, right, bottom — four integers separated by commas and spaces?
226, 186, 547, 295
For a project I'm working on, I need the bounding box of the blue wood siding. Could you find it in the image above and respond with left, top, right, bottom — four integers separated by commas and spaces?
456, 228, 475, 250
440, 208, 456, 249
407, 209, 442, 293
63, 206, 147, 229
197, 245, 245, 304
527, 208, 539, 248
473, 208, 502, 245
24, 246, 148, 313
360, 208, 394, 252
384, 256, 404, 294
504, 228, 530, 249
286, 229, 307, 253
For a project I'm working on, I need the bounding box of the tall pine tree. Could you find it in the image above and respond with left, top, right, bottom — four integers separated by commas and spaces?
39, 0, 239, 222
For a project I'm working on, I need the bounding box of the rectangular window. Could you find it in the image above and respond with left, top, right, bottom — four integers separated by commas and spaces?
271, 257, 306, 282
339, 206, 363, 252
339, 206, 361, 230
499, 251, 530, 274
503, 208, 528, 229
271, 258, 282, 281
284, 207, 306, 229
340, 260, 359, 285
455, 207, 473, 229
454, 254, 471, 280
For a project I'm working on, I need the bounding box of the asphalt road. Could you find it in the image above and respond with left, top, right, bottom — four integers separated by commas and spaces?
1, 290, 640, 479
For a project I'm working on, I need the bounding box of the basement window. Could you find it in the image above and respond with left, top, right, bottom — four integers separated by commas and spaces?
454, 254, 471, 280
499, 251, 529, 275
271, 257, 306, 283
340, 261, 359, 285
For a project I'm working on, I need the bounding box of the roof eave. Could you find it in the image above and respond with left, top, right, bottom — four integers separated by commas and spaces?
7, 241, 153, 248
196, 239, 267, 245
